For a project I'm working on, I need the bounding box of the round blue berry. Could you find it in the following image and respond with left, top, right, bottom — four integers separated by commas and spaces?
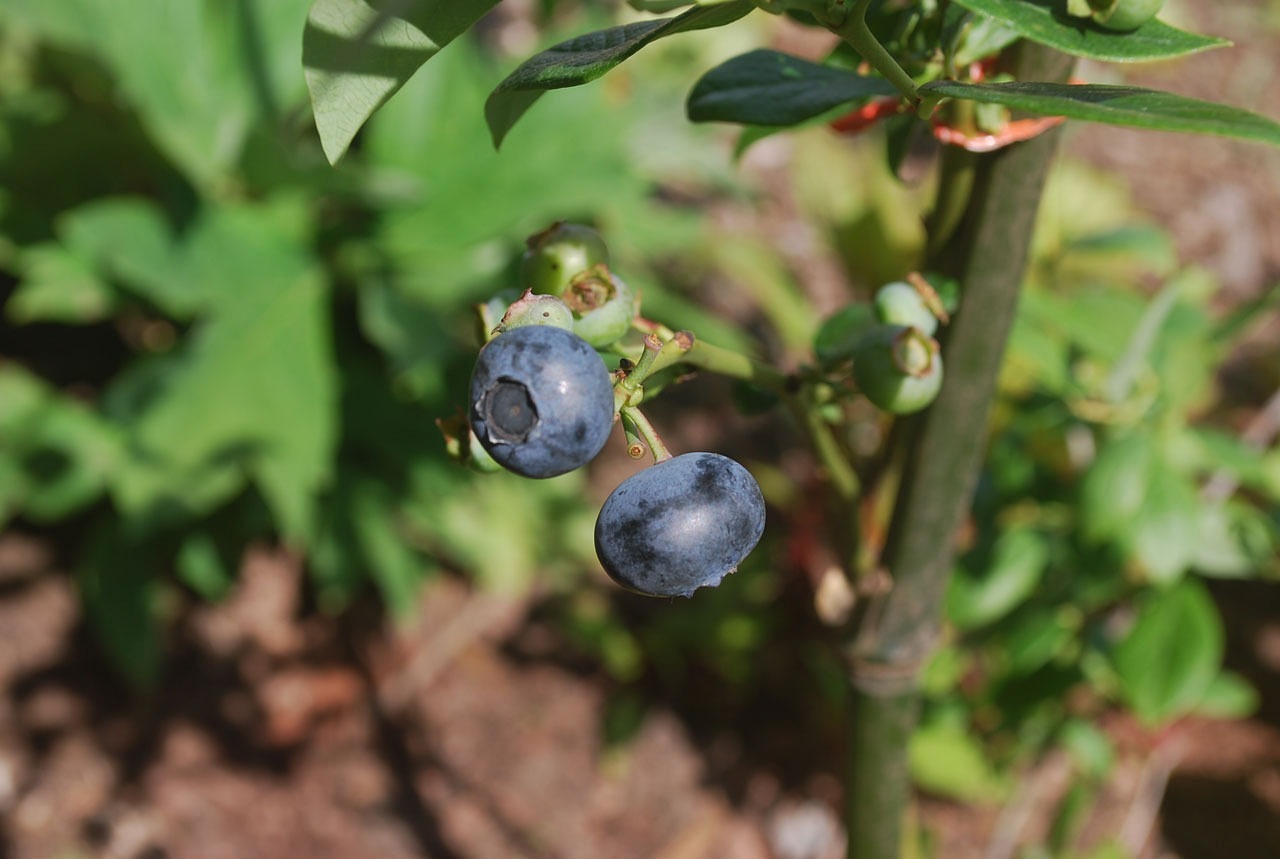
470, 326, 615, 479
595, 452, 766, 597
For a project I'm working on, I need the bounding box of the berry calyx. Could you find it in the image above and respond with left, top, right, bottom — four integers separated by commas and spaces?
852, 324, 944, 415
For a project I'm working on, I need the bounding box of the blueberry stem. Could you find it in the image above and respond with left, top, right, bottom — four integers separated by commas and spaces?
620, 406, 673, 462
820, 0, 929, 115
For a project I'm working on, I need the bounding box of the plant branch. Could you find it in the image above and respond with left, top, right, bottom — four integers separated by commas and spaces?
821, 0, 922, 109
842, 41, 1077, 859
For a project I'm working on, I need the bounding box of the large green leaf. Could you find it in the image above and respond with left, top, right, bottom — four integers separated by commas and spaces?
919, 81, 1280, 147
686, 49, 897, 126
116, 203, 338, 540
1112, 579, 1223, 724
3, 0, 314, 186
302, 0, 500, 164
949, 0, 1227, 62
362, 36, 669, 300
485, 1, 754, 147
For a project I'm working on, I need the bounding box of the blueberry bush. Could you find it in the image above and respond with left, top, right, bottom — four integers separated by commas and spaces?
2, 1, 1279, 856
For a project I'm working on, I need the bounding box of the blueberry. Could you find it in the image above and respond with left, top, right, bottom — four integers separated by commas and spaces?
594, 452, 766, 597
470, 326, 615, 479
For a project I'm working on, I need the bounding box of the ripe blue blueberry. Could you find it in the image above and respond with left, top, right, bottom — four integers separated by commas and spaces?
470, 326, 615, 479
595, 452, 766, 597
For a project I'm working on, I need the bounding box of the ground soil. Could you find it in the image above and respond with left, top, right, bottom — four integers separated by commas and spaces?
3, 3, 1280, 859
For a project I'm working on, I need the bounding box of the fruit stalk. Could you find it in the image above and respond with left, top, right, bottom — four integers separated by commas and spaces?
841, 41, 1076, 859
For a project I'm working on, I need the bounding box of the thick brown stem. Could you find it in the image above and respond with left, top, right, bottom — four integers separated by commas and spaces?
843, 42, 1076, 859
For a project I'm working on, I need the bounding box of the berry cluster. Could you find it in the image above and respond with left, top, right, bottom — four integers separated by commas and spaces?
457, 223, 767, 598
445, 224, 953, 598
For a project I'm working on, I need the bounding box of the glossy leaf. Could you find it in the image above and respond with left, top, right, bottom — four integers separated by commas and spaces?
949, 0, 1227, 62
303, 0, 500, 164
485, 1, 754, 147
919, 81, 1280, 147
1112, 579, 1223, 724
687, 49, 897, 126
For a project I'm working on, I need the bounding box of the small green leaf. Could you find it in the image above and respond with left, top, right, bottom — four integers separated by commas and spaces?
909, 724, 1006, 803
78, 528, 162, 688
814, 304, 876, 365
1080, 432, 1154, 544
1130, 466, 1199, 585
948, 529, 1050, 630
1194, 671, 1258, 720
686, 49, 897, 126
7, 243, 116, 324
918, 81, 1280, 147
303, 0, 500, 164
485, 1, 754, 147
1112, 579, 1223, 724
58, 197, 184, 315
949, 0, 1227, 62
176, 531, 237, 602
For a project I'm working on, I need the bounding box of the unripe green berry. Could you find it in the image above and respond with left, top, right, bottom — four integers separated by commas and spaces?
563, 266, 636, 348
520, 221, 610, 296
1090, 0, 1163, 30
852, 324, 944, 415
873, 281, 939, 337
495, 289, 575, 333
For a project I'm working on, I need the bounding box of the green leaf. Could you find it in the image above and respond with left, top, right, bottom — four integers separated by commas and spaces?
57, 197, 186, 316
0, 365, 121, 522
1129, 466, 1199, 585
686, 49, 897, 127
909, 724, 1006, 803
4, 0, 314, 187
948, 0, 1227, 62
485, 1, 754, 147
814, 303, 877, 365
1080, 432, 1154, 544
349, 480, 431, 616
948, 528, 1049, 630
175, 531, 237, 602
918, 81, 1280, 147
7, 243, 116, 324
303, 0, 500, 164
78, 528, 162, 688
1112, 579, 1223, 724
120, 204, 338, 540
1194, 671, 1258, 720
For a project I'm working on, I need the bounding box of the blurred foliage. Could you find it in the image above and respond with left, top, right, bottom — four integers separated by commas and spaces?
0, 0, 758, 684
1, 4, 1279, 853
